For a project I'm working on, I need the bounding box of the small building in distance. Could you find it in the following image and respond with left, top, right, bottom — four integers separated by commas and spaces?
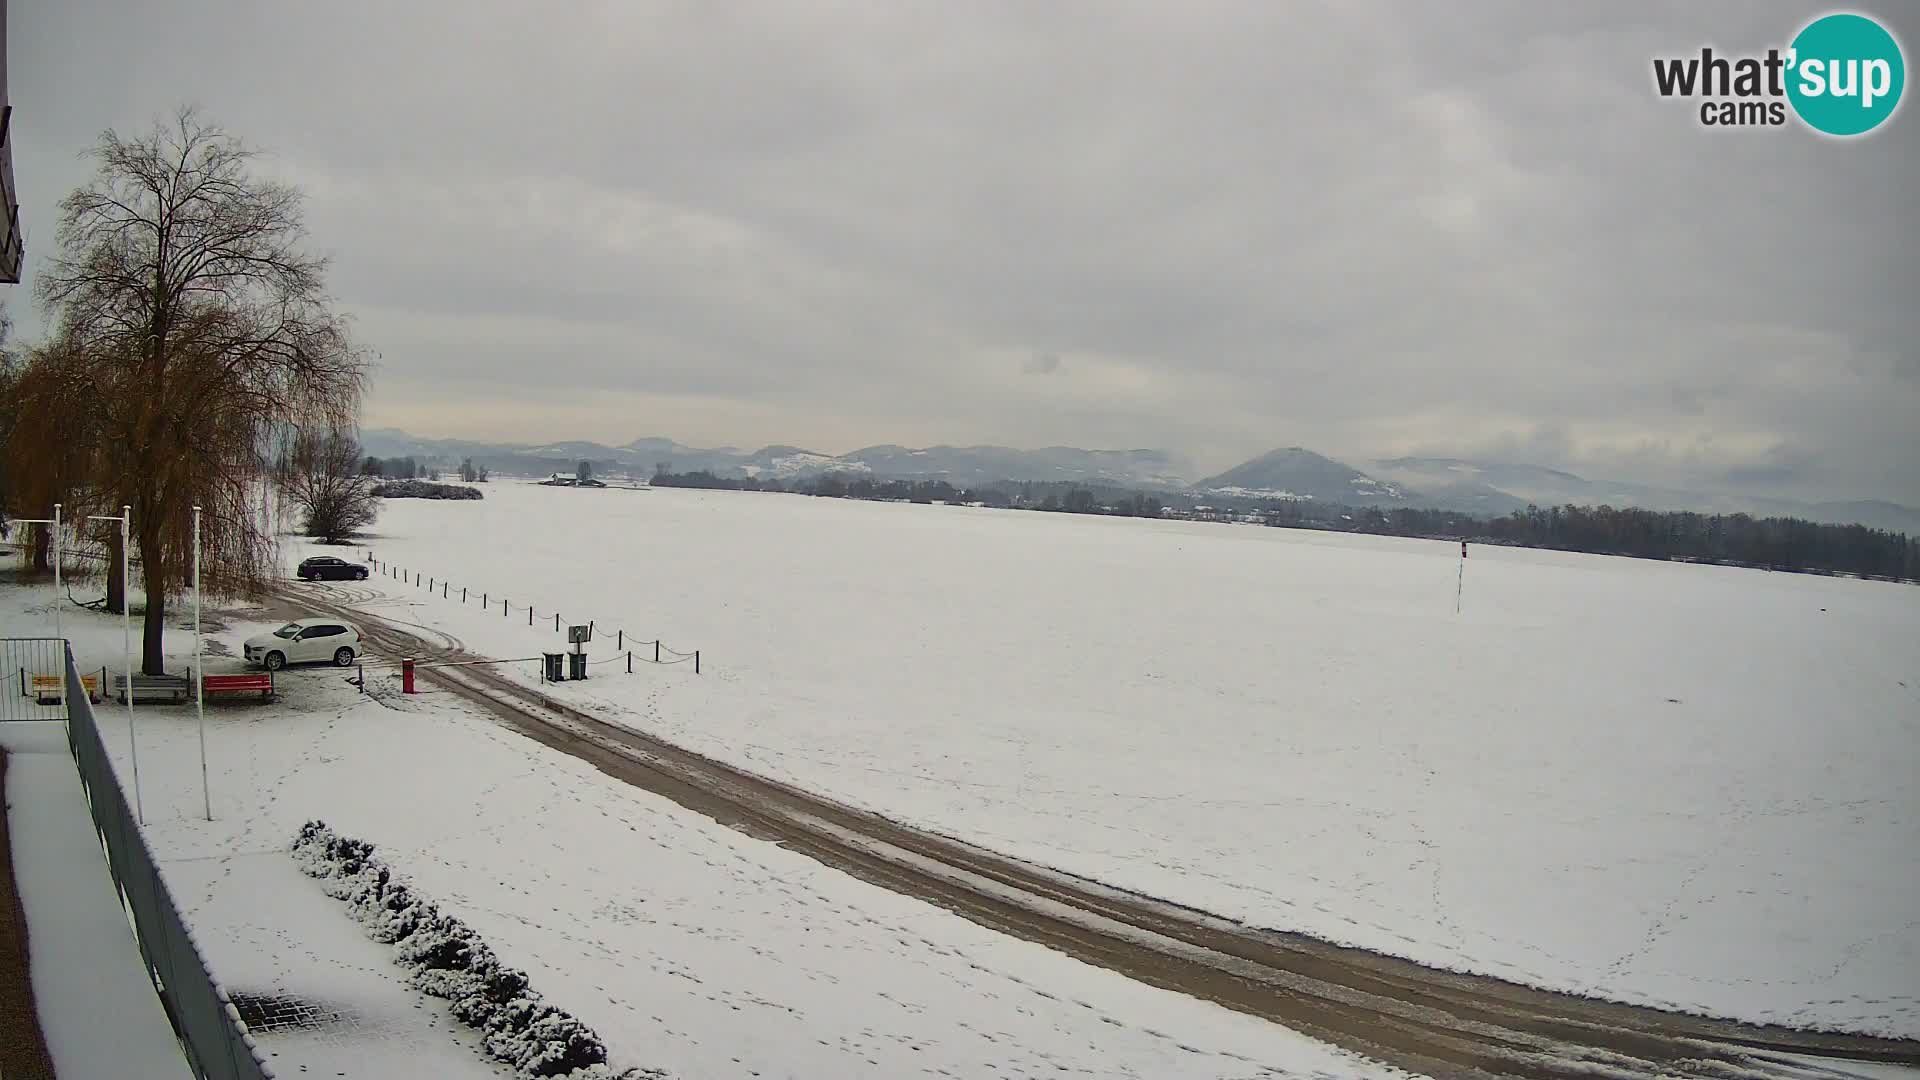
541, 472, 607, 488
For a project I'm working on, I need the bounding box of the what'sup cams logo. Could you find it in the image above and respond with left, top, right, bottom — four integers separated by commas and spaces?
1653, 11, 1905, 136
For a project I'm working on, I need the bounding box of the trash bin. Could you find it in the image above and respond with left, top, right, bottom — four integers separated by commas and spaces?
567, 651, 588, 681
542, 652, 564, 682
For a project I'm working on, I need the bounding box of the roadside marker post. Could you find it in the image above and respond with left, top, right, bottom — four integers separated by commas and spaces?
1456, 540, 1467, 614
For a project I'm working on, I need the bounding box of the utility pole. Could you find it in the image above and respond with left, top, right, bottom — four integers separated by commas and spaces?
14, 506, 66, 710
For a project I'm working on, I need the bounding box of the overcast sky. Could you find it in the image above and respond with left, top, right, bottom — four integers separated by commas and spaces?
9, 1, 1918, 501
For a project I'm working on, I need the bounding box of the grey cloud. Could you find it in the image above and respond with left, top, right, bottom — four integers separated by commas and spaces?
1024, 353, 1063, 376
9, 0, 1918, 503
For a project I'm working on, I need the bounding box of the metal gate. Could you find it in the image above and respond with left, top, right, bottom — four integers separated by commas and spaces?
0, 637, 86, 721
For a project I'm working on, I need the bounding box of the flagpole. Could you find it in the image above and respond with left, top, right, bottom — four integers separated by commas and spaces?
52, 503, 62, 654
87, 508, 141, 822
55, 504, 64, 718
195, 505, 211, 821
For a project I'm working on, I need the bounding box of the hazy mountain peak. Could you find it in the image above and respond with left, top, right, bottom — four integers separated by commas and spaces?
1196, 447, 1405, 503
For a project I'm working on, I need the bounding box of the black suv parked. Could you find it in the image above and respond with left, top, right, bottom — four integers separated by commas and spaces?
297, 556, 370, 581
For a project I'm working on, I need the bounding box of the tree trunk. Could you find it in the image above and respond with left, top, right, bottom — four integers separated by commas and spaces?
141, 588, 168, 675
105, 530, 126, 614
30, 524, 50, 574
138, 528, 167, 675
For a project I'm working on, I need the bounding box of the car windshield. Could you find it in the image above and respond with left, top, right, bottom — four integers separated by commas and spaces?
273, 623, 303, 639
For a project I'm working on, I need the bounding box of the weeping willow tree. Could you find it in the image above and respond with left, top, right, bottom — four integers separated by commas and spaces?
31, 107, 371, 674
2, 331, 115, 593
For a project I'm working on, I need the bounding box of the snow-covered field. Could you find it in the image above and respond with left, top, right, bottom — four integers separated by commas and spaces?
0, 580, 1393, 1080
303, 480, 1917, 1038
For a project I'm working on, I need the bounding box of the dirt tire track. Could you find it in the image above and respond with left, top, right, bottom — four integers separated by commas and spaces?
287, 584, 1920, 1080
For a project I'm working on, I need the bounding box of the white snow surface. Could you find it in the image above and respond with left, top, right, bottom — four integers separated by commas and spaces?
0, 721, 195, 1080
0, 582, 1395, 1079
324, 481, 1917, 1038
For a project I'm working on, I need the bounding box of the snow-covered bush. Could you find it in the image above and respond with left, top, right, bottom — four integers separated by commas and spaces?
291, 821, 663, 1079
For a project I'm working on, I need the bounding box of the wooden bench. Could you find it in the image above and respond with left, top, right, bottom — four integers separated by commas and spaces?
202, 672, 275, 702
112, 673, 192, 705
29, 673, 100, 704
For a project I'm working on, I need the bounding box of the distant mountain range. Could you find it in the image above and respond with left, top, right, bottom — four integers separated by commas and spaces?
357, 428, 1920, 533
359, 429, 1192, 490
1368, 457, 1920, 533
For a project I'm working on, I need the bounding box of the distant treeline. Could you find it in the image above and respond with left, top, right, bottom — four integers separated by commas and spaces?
653, 470, 1000, 505
1310, 504, 1914, 578
1498, 505, 1914, 578
362, 455, 430, 479
651, 470, 1917, 582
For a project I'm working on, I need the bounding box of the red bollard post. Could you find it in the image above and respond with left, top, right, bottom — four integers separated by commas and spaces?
402, 658, 416, 695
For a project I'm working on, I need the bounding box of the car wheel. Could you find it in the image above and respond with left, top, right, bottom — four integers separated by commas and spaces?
264, 651, 287, 671
356, 569, 369, 580
333, 647, 355, 667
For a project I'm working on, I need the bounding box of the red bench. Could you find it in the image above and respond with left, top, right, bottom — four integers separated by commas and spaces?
202, 672, 275, 702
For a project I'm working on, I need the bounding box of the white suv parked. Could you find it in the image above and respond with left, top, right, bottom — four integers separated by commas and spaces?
245, 619, 363, 671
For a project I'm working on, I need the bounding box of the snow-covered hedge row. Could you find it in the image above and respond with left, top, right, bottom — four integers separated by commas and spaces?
291, 821, 664, 1079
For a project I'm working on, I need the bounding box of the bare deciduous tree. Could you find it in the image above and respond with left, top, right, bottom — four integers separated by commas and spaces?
280, 429, 379, 543
36, 107, 370, 673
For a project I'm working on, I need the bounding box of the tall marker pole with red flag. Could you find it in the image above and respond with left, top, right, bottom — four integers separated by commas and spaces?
1455, 540, 1467, 614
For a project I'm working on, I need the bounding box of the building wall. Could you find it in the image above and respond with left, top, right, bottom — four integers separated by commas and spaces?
0, 0, 21, 285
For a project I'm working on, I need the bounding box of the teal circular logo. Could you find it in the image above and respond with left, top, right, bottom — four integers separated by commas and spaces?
1787, 13, 1905, 136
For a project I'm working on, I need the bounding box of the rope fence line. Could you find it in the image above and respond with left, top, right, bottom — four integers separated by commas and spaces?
346, 553, 703, 676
